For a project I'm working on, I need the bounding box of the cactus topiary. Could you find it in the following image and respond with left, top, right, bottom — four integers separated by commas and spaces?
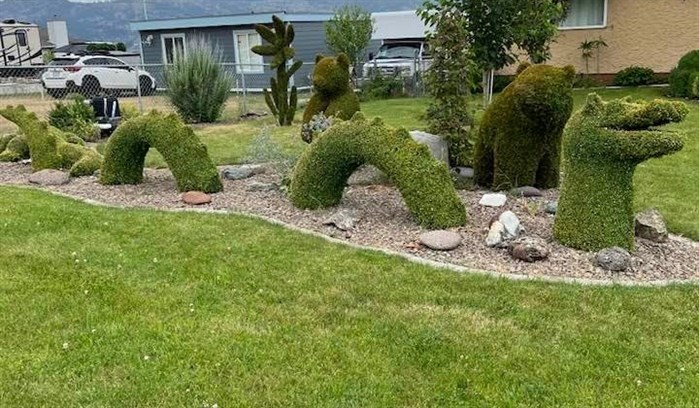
251, 15, 302, 126
554, 94, 688, 251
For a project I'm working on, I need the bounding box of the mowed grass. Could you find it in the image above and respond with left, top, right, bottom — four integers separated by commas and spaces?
1, 187, 698, 406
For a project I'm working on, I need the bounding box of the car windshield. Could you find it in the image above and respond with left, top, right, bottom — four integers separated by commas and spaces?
376, 44, 421, 59
49, 58, 79, 66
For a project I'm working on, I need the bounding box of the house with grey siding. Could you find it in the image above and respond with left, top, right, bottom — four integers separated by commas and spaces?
130, 12, 332, 91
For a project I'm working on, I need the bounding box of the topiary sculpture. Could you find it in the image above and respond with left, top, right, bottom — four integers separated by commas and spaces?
554, 94, 688, 251
301, 54, 360, 142
473, 64, 576, 190
100, 111, 222, 193
668, 50, 699, 98
251, 15, 302, 126
0, 133, 29, 162
0, 105, 102, 176
290, 113, 466, 229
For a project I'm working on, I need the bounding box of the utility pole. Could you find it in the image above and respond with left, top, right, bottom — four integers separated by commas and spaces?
142, 0, 149, 20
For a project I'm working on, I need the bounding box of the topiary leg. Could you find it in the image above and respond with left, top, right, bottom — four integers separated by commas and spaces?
535, 146, 561, 189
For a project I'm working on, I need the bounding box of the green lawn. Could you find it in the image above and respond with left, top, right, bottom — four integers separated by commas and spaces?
1, 188, 698, 406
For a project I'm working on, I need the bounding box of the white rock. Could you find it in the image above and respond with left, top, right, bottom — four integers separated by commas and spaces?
479, 193, 507, 207
499, 211, 521, 238
486, 221, 507, 247
409, 131, 449, 165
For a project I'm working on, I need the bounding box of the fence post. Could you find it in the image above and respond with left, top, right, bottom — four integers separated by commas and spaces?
135, 64, 144, 113
240, 65, 248, 114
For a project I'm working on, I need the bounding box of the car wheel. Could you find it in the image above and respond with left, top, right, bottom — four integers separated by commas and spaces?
139, 76, 154, 96
82, 76, 102, 98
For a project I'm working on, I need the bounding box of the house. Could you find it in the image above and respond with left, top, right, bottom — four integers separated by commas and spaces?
130, 12, 333, 91
0, 19, 43, 67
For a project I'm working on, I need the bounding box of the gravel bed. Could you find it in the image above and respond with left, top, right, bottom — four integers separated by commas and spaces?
1, 162, 697, 283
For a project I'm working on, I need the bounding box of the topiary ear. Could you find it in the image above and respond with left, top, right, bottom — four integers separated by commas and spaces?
337, 53, 350, 69
583, 93, 604, 114
563, 65, 576, 81
315, 54, 324, 64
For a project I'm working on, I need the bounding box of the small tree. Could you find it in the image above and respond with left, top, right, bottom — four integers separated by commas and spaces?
164, 37, 233, 123
579, 37, 608, 75
325, 5, 374, 76
252, 15, 303, 126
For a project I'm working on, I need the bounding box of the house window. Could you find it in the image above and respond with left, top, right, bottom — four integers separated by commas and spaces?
161, 33, 186, 64
16, 30, 28, 47
234, 31, 264, 73
560, 0, 607, 29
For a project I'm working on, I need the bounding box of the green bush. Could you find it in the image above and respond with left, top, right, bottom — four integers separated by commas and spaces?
668, 50, 699, 98
0, 105, 102, 176
164, 37, 233, 123
473, 64, 575, 190
573, 74, 603, 89
554, 94, 688, 251
360, 69, 405, 101
48, 96, 99, 141
613, 66, 655, 87
0, 133, 29, 162
302, 54, 360, 131
100, 111, 222, 193
290, 113, 466, 228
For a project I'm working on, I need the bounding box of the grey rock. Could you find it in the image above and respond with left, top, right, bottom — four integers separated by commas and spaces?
545, 201, 558, 215
323, 209, 360, 231
485, 211, 522, 248
246, 181, 278, 192
348, 165, 389, 186
499, 211, 522, 238
635, 209, 668, 243
479, 193, 507, 207
222, 164, 266, 180
409, 131, 449, 165
486, 221, 507, 247
595, 247, 632, 272
28, 169, 70, 186
419, 230, 462, 251
454, 167, 474, 178
511, 186, 543, 197
508, 237, 550, 262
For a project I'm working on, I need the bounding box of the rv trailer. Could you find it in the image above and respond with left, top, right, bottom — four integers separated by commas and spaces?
0, 19, 44, 69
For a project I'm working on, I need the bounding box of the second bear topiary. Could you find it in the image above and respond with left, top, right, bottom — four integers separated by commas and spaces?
290, 113, 466, 229
100, 112, 222, 193
554, 94, 688, 251
473, 64, 576, 190
301, 54, 360, 141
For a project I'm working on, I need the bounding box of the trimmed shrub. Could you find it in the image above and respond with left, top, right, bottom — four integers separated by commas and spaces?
301, 54, 360, 135
668, 50, 699, 98
100, 111, 222, 193
164, 37, 233, 123
0, 133, 29, 162
613, 66, 655, 87
48, 96, 99, 141
0, 105, 102, 176
290, 113, 466, 228
361, 69, 405, 101
473, 64, 575, 190
554, 94, 688, 251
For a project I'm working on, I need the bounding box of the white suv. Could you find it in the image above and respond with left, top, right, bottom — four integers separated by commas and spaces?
42, 56, 156, 99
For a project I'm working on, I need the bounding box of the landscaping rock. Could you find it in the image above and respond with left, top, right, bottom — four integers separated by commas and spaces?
499, 211, 522, 238
635, 209, 668, 243
181, 191, 212, 205
409, 131, 449, 165
594, 247, 632, 272
28, 169, 70, 186
419, 230, 462, 251
545, 201, 558, 215
222, 165, 266, 180
508, 237, 550, 262
486, 221, 507, 247
511, 186, 543, 197
246, 181, 278, 192
479, 193, 507, 207
323, 209, 360, 231
486, 211, 521, 248
454, 167, 474, 178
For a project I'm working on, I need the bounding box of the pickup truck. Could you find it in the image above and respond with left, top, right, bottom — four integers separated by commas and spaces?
361, 40, 432, 78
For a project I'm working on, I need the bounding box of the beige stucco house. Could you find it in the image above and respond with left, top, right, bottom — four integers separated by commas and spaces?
503, 0, 699, 81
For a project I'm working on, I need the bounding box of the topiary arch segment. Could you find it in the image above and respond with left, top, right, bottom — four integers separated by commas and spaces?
100, 112, 223, 193
290, 113, 467, 229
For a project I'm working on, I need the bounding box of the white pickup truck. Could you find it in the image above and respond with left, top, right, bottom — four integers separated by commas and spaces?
361, 40, 432, 78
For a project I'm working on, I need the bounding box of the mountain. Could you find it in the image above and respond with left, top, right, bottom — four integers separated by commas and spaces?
0, 0, 422, 48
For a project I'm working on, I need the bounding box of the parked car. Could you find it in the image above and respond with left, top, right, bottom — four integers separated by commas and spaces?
362, 40, 432, 78
41, 56, 156, 99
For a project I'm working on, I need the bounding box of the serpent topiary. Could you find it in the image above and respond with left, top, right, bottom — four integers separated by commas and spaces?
290, 113, 466, 229
554, 94, 688, 251
0, 133, 29, 162
473, 64, 575, 190
100, 111, 222, 193
0, 105, 102, 176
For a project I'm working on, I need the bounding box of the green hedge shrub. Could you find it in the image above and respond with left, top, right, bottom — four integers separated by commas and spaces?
613, 66, 655, 87
290, 113, 466, 228
302, 54, 360, 132
0, 133, 29, 162
473, 64, 575, 190
668, 50, 699, 98
0, 105, 102, 176
48, 95, 99, 141
554, 94, 688, 251
361, 69, 405, 101
100, 111, 222, 193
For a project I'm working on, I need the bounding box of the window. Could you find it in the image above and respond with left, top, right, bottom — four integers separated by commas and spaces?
560, 0, 607, 29
161, 33, 186, 64
234, 31, 263, 73
16, 30, 28, 47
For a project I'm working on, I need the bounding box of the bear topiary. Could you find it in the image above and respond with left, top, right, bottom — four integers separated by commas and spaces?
290, 113, 466, 229
668, 50, 699, 98
0, 105, 102, 176
100, 111, 222, 193
473, 64, 576, 190
554, 94, 688, 251
0, 133, 29, 162
301, 54, 360, 140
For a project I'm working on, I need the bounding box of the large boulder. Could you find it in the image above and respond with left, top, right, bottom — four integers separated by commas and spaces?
635, 209, 668, 243
508, 237, 550, 262
594, 247, 632, 272
28, 169, 70, 186
419, 230, 462, 251
409, 131, 449, 166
